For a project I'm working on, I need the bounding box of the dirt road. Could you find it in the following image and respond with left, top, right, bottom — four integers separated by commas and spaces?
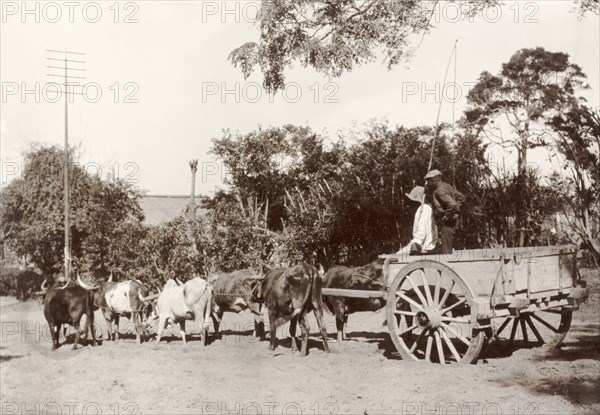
1, 269, 598, 415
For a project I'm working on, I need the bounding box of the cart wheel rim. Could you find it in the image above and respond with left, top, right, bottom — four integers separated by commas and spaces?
386, 260, 483, 364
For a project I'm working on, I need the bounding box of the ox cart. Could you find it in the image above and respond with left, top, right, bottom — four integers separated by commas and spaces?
321, 245, 589, 364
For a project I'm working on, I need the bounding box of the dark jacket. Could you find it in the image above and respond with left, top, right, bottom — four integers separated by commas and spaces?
432, 182, 465, 224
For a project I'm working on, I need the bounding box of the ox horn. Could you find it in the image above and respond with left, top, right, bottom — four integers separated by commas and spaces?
175, 277, 183, 285
107, 273, 113, 283
77, 273, 99, 290
35, 279, 49, 295
139, 291, 160, 302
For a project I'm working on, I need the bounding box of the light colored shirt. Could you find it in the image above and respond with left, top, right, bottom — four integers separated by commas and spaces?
397, 203, 438, 253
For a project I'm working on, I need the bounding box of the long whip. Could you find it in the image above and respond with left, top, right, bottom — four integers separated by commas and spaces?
427, 38, 459, 172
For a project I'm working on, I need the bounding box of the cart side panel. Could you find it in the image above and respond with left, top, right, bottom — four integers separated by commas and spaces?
560, 252, 577, 289
445, 261, 501, 297
526, 255, 560, 293
511, 259, 529, 292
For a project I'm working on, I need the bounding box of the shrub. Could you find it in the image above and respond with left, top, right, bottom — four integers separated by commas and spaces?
0, 268, 46, 301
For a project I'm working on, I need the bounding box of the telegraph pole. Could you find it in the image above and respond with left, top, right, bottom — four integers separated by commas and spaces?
189, 160, 198, 221
186, 160, 200, 258
46, 49, 86, 281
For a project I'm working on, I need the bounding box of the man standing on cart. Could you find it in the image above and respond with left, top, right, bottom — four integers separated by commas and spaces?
424, 169, 465, 255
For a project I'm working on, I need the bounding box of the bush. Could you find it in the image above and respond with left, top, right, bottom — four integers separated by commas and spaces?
0, 268, 45, 301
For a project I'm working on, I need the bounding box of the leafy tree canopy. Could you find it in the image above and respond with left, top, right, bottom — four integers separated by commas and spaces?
0, 146, 144, 276
230, 0, 498, 93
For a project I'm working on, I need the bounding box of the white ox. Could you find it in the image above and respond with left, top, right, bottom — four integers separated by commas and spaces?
150, 277, 213, 345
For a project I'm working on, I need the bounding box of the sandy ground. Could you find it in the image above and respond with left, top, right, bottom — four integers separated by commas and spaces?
1, 269, 598, 415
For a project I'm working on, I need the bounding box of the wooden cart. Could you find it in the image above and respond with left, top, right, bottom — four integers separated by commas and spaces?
321, 245, 589, 364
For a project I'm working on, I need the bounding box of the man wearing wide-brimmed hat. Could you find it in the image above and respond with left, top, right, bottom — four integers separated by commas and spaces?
396, 186, 438, 255
424, 169, 465, 254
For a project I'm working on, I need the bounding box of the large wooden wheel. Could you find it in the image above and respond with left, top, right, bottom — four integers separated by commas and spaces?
386, 260, 485, 364
492, 308, 573, 349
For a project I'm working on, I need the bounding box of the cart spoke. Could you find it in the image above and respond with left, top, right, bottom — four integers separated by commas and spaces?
434, 331, 445, 364
524, 315, 544, 344
520, 318, 528, 343
441, 322, 470, 346
440, 298, 466, 315
509, 319, 519, 342
420, 270, 434, 306
397, 291, 425, 311
394, 310, 416, 316
496, 317, 511, 336
409, 328, 428, 354
398, 324, 419, 337
437, 280, 455, 310
433, 270, 441, 307
440, 328, 461, 362
425, 335, 433, 362
530, 313, 560, 333
406, 275, 428, 306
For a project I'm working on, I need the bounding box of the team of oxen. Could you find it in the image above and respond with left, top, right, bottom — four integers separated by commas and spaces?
37, 260, 386, 355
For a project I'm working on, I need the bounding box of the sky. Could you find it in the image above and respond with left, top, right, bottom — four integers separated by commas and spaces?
1, 0, 599, 196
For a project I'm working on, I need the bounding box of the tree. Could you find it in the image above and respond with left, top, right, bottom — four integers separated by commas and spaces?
464, 47, 587, 246
549, 104, 600, 260
205, 195, 275, 273
574, 0, 600, 17
211, 125, 343, 230
0, 146, 144, 276
230, 0, 498, 93
140, 217, 207, 287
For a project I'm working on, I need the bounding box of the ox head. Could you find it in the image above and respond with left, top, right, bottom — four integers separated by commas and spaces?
36, 275, 70, 296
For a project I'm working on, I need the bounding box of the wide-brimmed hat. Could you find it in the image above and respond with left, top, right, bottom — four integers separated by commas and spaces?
405, 186, 425, 202
424, 169, 442, 179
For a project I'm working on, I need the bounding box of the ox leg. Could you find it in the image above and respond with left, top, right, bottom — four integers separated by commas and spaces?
313, 305, 331, 354
268, 310, 278, 351
102, 309, 113, 341
133, 312, 143, 344
211, 311, 223, 339
342, 314, 348, 341
89, 315, 97, 347
156, 316, 167, 343
52, 324, 61, 350
179, 321, 187, 344
335, 315, 344, 342
299, 312, 310, 356
194, 312, 207, 347
72, 320, 81, 350
113, 315, 120, 341
289, 316, 298, 352
254, 314, 265, 341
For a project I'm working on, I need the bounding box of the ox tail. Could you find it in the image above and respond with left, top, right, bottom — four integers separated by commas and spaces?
319, 266, 335, 315
203, 283, 213, 329
85, 291, 96, 342
310, 264, 327, 313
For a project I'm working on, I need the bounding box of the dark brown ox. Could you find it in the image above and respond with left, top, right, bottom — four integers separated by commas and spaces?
322, 259, 386, 342
262, 264, 330, 356
78, 274, 154, 343
40, 277, 97, 350
208, 269, 265, 340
